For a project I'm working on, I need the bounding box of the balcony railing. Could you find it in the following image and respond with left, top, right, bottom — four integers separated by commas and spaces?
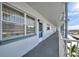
63, 38, 79, 57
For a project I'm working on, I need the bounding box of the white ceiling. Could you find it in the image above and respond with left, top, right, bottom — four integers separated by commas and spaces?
26, 2, 65, 27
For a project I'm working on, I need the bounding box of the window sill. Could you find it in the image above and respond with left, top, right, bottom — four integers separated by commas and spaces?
0, 34, 36, 46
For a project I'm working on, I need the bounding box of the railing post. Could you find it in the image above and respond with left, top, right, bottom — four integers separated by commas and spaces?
76, 42, 78, 57
65, 40, 68, 56
70, 41, 72, 57
64, 40, 67, 57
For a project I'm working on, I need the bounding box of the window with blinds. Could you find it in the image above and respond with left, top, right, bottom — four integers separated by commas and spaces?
26, 15, 36, 36
2, 4, 25, 40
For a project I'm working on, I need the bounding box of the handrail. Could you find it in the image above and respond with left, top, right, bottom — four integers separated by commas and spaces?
63, 38, 79, 42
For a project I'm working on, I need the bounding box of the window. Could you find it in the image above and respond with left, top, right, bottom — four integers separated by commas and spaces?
47, 24, 50, 30
2, 4, 25, 40
26, 15, 36, 35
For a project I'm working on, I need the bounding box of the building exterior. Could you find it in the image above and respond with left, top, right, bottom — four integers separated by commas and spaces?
0, 2, 67, 57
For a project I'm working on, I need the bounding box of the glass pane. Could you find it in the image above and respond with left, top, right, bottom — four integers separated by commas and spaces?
47, 24, 50, 30
2, 21, 14, 38
27, 15, 35, 35
2, 4, 25, 40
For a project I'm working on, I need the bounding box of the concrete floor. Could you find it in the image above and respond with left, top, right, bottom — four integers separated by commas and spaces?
23, 32, 59, 57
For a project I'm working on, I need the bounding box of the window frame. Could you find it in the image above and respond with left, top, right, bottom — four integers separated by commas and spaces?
26, 15, 36, 36
2, 4, 25, 40
0, 3, 37, 45
47, 24, 50, 30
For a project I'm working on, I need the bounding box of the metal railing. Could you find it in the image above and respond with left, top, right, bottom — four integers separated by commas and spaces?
63, 38, 79, 57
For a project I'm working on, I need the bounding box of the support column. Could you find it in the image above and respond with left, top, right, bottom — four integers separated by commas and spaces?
24, 13, 27, 36
64, 2, 68, 57
65, 2, 68, 38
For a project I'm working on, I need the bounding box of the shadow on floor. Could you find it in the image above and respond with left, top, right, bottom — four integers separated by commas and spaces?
23, 31, 59, 57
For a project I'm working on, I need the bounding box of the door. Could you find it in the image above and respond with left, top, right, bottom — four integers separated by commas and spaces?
39, 22, 43, 38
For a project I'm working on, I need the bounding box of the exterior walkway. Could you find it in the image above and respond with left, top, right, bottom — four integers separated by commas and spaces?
23, 31, 59, 57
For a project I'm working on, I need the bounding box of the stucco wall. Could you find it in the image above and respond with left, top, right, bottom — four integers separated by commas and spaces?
0, 2, 56, 57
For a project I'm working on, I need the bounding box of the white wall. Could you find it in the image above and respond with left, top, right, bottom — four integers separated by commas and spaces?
0, 2, 56, 57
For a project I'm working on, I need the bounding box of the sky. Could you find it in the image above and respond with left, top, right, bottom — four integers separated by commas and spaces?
68, 2, 79, 30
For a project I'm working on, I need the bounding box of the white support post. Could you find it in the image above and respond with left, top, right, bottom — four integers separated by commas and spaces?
76, 42, 78, 57
35, 18, 37, 36
70, 42, 72, 57
65, 40, 68, 57
0, 2, 3, 41
36, 18, 39, 40
24, 13, 27, 36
